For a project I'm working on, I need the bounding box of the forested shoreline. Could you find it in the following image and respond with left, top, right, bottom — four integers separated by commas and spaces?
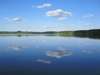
0, 29, 100, 39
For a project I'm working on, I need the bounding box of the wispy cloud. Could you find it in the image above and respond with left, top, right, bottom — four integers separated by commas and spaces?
5, 17, 22, 23
32, 3, 52, 9
46, 9, 72, 20
83, 14, 94, 18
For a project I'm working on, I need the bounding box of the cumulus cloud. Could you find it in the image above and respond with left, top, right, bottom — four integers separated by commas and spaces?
32, 3, 52, 8
46, 9, 72, 20
5, 17, 22, 23
83, 14, 94, 18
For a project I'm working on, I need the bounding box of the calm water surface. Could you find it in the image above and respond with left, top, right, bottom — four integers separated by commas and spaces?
0, 35, 100, 75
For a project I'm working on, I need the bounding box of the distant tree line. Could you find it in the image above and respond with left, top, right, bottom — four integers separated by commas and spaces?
74, 29, 100, 39
0, 29, 100, 39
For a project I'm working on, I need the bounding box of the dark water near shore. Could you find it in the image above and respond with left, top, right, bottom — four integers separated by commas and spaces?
0, 35, 100, 75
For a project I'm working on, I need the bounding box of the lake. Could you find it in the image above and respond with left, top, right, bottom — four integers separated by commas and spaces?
0, 35, 100, 75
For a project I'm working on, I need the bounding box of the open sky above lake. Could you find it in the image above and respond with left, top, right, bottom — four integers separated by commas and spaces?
0, 0, 100, 31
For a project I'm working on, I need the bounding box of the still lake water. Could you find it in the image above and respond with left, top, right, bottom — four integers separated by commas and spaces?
0, 35, 100, 75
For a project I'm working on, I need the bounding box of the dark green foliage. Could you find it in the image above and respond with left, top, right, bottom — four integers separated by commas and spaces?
0, 29, 100, 39
74, 29, 100, 39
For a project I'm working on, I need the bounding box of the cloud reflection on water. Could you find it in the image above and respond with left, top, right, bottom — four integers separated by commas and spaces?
46, 50, 72, 58
8, 44, 26, 51
36, 59, 52, 64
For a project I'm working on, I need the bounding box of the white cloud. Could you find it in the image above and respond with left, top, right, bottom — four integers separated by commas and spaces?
32, 3, 52, 8
5, 17, 22, 23
46, 9, 72, 20
83, 14, 94, 18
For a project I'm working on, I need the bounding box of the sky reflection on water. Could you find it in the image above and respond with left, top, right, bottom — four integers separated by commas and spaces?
0, 36, 100, 75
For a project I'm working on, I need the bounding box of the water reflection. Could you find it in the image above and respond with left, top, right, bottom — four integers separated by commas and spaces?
46, 50, 72, 58
0, 36, 100, 75
8, 44, 25, 51
82, 49, 99, 54
36, 59, 51, 64
82, 50, 93, 54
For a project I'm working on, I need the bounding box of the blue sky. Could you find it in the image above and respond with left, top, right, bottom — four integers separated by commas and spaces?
0, 0, 100, 31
